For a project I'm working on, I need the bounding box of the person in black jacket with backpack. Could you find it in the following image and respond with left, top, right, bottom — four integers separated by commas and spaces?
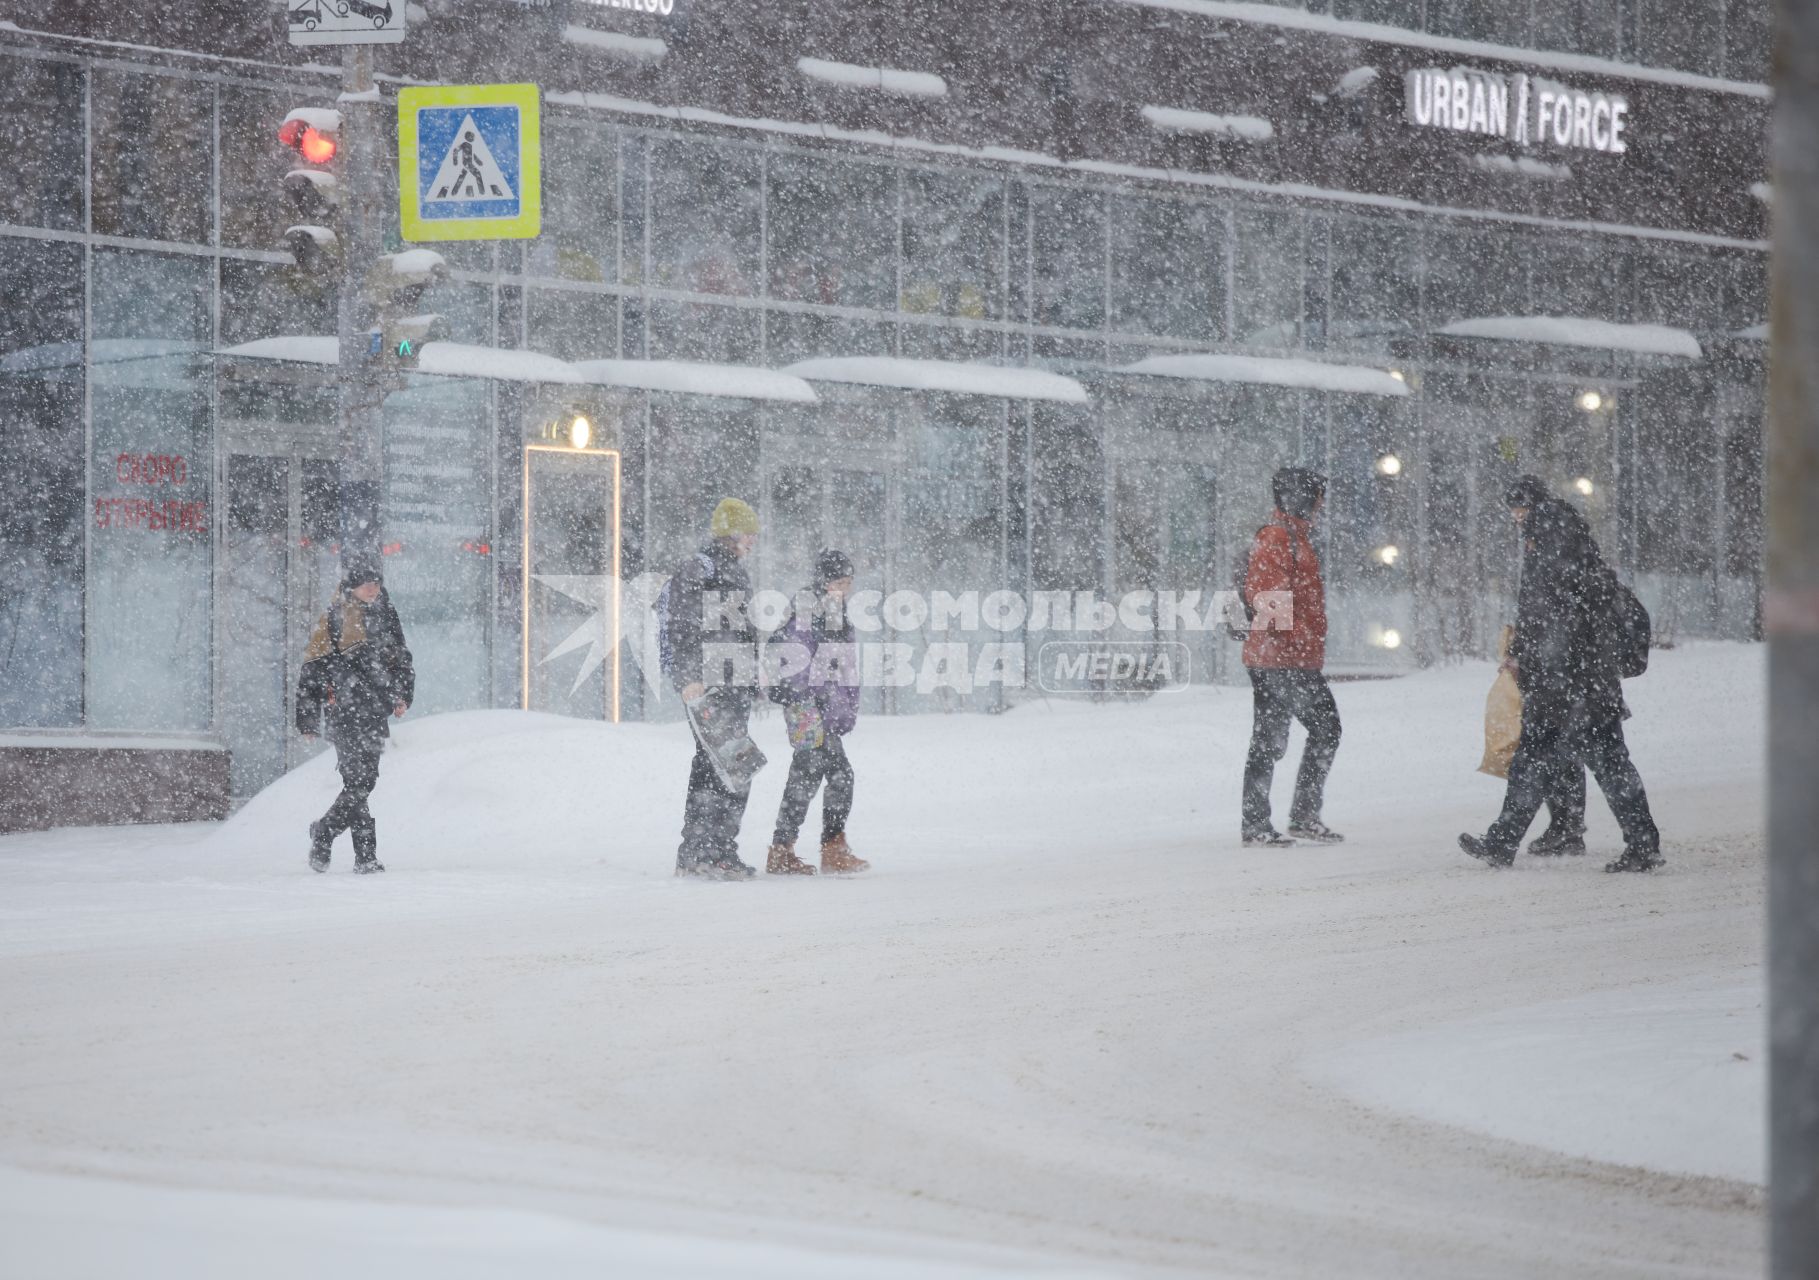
297, 554, 414, 874
1460, 476, 1662, 872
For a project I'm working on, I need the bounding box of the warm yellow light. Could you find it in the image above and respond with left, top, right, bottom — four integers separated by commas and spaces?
1380, 628, 1403, 650
1388, 368, 1407, 383
568, 416, 592, 450
1576, 390, 1605, 413
1376, 544, 1401, 566
1574, 476, 1596, 496
1376, 454, 1403, 477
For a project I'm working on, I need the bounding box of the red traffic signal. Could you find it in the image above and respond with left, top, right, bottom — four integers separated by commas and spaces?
278, 118, 338, 165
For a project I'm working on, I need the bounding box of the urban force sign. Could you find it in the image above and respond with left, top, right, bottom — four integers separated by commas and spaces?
1404, 68, 1631, 154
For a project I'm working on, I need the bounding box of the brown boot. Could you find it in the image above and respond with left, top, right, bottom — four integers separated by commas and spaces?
820, 834, 870, 875
766, 843, 817, 876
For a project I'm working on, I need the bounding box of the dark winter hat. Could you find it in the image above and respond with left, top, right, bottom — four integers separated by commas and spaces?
1503, 474, 1552, 510
814, 548, 855, 586
1271, 467, 1327, 520
340, 553, 383, 590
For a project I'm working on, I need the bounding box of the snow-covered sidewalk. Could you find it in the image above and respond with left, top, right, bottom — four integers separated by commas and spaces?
0, 645, 1765, 1278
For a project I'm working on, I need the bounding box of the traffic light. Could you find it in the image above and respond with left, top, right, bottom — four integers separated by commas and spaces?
277, 107, 342, 274
365, 249, 449, 376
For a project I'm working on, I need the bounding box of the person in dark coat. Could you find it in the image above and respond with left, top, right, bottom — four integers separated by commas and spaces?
1460, 476, 1662, 872
765, 549, 869, 876
666, 498, 762, 879
297, 554, 414, 874
1239, 466, 1344, 847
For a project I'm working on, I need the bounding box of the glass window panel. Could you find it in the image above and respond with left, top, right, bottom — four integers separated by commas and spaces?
0, 54, 84, 231
1328, 218, 1417, 352
1632, 252, 1724, 333
1233, 207, 1304, 347
1110, 196, 1225, 342
1332, 0, 1423, 23
1424, 229, 1529, 328
1640, 0, 1721, 75
528, 120, 618, 284
1030, 409, 1104, 592
1030, 186, 1106, 332
646, 400, 760, 576
901, 170, 1005, 321
219, 82, 296, 253
767, 153, 897, 311
221, 259, 335, 348
87, 251, 213, 731
1725, 0, 1772, 81
1529, 238, 1628, 322
648, 301, 760, 363
649, 137, 761, 296
383, 379, 493, 715
0, 239, 85, 726
527, 288, 618, 361
1428, 0, 1529, 46
766, 312, 895, 365
1723, 254, 1768, 331
91, 69, 212, 245
1531, 0, 1621, 55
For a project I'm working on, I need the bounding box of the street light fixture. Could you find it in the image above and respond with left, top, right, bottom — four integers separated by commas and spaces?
1376, 454, 1403, 477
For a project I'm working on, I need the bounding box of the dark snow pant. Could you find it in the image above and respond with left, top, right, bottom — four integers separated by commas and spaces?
772, 735, 854, 848
1242, 668, 1341, 835
319, 732, 383, 862
1542, 762, 1589, 838
1487, 693, 1658, 855
678, 708, 753, 867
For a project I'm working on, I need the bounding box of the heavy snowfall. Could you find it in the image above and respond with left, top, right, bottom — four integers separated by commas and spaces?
0, 643, 1763, 1278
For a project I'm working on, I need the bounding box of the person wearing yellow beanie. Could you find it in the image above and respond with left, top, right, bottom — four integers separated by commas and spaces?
709, 497, 760, 539
660, 496, 763, 878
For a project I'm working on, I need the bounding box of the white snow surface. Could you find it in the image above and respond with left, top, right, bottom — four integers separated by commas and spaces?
216, 334, 340, 365
282, 106, 342, 134
1118, 352, 1411, 397
0, 644, 1766, 1276
782, 357, 1090, 403
569, 358, 819, 403
797, 56, 948, 98
416, 342, 583, 385
1440, 315, 1705, 359
1141, 105, 1275, 140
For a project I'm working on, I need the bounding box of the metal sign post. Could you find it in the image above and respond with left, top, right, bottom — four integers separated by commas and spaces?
1770, 1, 1819, 1274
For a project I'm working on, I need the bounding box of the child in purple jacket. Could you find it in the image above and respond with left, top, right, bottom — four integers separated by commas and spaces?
766, 549, 870, 876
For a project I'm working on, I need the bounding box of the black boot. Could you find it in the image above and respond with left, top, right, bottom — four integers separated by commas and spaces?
308, 820, 332, 873
353, 829, 384, 875
1604, 845, 1664, 873
1459, 833, 1515, 868
1241, 828, 1296, 848
1287, 820, 1344, 845
1528, 826, 1586, 857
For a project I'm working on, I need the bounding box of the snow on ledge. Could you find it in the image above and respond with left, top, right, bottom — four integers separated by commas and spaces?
417, 343, 583, 384
1142, 105, 1275, 141
217, 335, 340, 366
571, 359, 818, 403
1117, 353, 1411, 398
0, 732, 223, 753
1472, 153, 1573, 181
783, 357, 1088, 404
797, 57, 948, 99
1733, 322, 1768, 341
563, 25, 667, 61
1440, 316, 1703, 359
1749, 181, 1772, 204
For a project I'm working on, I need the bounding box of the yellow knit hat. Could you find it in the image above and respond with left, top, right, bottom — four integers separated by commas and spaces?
710, 497, 760, 537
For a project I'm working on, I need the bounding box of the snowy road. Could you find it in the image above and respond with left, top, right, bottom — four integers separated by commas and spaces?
0, 647, 1764, 1278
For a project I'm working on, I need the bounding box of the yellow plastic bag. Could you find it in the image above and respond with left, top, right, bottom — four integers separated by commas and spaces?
1479, 625, 1523, 779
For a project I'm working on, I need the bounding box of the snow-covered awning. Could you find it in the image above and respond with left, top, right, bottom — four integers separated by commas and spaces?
0, 339, 207, 390
1438, 316, 1704, 359
797, 57, 948, 99
1114, 353, 1411, 398
1733, 322, 1768, 341
216, 337, 584, 384
781, 357, 1089, 404
1141, 105, 1275, 141
570, 359, 818, 403
562, 24, 667, 62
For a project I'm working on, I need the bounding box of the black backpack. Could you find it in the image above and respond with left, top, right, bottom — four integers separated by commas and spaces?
1607, 573, 1651, 678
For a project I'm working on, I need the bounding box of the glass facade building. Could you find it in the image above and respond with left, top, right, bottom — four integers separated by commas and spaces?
0, 0, 1769, 817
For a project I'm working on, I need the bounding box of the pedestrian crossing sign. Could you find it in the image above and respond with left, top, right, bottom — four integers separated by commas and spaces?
398, 83, 541, 242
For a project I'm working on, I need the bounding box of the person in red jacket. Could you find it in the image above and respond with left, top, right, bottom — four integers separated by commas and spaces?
1240, 467, 1343, 847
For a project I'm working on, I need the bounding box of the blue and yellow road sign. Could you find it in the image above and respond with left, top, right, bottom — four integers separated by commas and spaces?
398, 83, 541, 241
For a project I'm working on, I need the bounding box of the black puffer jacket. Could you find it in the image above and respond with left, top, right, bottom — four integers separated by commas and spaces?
296, 589, 415, 742
663, 538, 757, 693
1508, 498, 1620, 722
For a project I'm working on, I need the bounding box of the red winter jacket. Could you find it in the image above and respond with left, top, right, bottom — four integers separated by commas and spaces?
1241, 511, 1327, 670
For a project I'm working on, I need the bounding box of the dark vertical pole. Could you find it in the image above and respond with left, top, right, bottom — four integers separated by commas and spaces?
337, 46, 384, 563
1770, 1, 1819, 1274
